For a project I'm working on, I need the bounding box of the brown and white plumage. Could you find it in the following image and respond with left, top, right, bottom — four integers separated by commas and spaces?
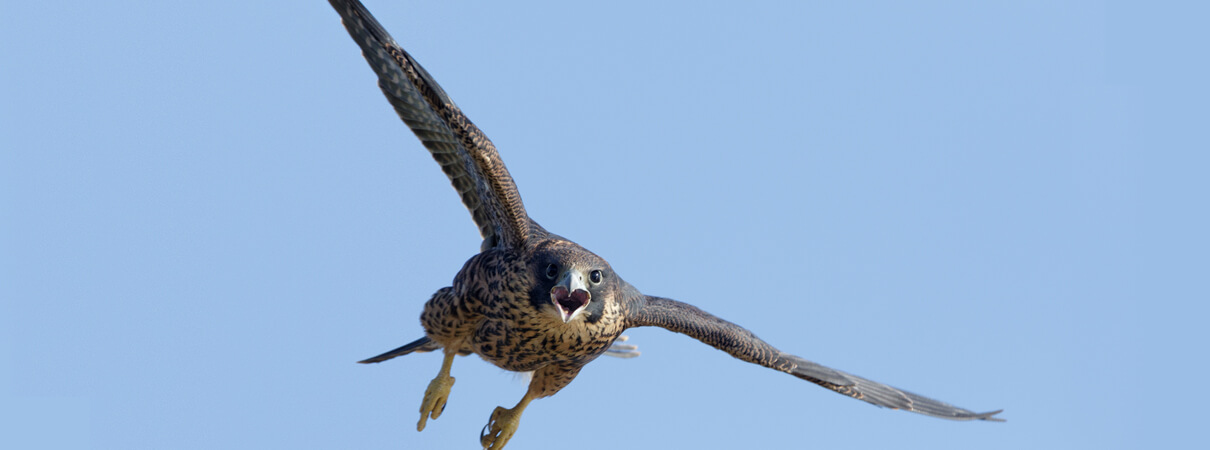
328, 1, 1001, 448
627, 296, 1003, 421
329, 0, 533, 251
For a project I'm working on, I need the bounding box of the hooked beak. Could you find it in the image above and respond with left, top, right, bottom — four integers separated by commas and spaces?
550, 270, 591, 323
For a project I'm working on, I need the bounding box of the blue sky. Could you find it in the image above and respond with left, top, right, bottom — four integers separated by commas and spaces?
3, 1, 1207, 449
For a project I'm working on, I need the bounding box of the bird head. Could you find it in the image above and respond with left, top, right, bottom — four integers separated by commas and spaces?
532, 240, 613, 324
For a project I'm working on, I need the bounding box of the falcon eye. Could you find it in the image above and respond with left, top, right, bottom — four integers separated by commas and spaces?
545, 264, 559, 280
589, 270, 603, 284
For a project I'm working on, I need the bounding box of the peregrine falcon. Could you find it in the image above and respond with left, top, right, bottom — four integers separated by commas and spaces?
327, 1, 1003, 448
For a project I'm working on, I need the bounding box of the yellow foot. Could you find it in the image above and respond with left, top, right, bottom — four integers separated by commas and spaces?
417, 374, 454, 431
480, 405, 524, 450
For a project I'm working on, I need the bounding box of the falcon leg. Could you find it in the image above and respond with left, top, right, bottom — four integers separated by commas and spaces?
479, 390, 536, 450
417, 349, 456, 431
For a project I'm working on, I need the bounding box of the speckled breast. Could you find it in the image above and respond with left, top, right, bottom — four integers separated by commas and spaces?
472, 302, 624, 372
426, 249, 626, 372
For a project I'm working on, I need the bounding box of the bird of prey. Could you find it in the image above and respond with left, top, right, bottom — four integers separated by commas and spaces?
327, 1, 1003, 448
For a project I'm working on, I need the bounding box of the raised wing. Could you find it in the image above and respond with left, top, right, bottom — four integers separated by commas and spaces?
329, 0, 531, 250
627, 296, 1004, 421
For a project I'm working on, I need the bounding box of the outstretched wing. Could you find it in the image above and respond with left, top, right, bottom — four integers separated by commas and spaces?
627, 296, 1004, 421
329, 0, 531, 250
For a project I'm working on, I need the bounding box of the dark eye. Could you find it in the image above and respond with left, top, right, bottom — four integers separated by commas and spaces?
545, 264, 559, 280
589, 269, 603, 284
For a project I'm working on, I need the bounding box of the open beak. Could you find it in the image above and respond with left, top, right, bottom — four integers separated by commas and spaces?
550, 270, 591, 323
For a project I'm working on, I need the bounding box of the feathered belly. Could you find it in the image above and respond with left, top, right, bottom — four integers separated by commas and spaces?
471, 318, 618, 372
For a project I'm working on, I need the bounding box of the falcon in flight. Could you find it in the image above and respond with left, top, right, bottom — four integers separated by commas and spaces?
327, 1, 1003, 448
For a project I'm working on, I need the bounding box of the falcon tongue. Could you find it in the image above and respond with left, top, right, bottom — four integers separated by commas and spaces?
551, 286, 590, 322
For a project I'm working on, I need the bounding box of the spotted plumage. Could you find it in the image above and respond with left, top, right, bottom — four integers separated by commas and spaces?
328, 1, 1002, 448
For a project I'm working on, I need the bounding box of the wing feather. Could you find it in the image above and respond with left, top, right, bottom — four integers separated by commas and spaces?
627, 296, 1003, 421
328, 0, 530, 249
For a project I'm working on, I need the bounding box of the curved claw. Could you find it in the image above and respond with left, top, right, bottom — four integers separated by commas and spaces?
480, 405, 522, 450
479, 420, 492, 444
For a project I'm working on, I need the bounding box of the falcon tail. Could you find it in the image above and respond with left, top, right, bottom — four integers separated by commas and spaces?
358, 336, 440, 364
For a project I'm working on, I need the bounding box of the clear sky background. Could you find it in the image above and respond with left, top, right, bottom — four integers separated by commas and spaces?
3, 1, 1207, 449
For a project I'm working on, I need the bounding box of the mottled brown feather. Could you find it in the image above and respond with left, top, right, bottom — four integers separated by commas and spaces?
330, 0, 530, 250
626, 296, 1003, 421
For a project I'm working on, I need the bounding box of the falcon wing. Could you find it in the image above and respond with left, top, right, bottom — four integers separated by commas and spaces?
627, 296, 1004, 421
329, 0, 531, 250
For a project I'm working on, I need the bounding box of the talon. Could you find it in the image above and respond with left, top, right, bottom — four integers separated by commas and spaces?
479, 421, 491, 444
480, 405, 522, 449
435, 396, 447, 417
417, 374, 455, 431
